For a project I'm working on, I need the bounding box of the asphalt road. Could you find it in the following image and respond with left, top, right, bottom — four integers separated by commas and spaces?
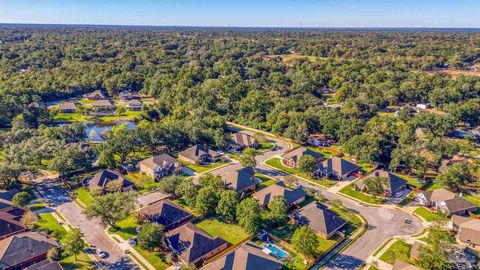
36, 179, 140, 270
228, 132, 423, 270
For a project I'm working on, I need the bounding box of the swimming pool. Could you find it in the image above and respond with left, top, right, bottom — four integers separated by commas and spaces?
264, 244, 289, 259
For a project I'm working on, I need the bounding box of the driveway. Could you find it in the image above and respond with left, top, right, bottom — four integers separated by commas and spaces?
35, 179, 140, 270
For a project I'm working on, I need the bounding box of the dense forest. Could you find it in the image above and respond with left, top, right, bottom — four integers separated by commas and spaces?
1, 25, 480, 180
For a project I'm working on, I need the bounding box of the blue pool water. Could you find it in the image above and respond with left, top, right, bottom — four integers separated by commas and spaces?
264, 244, 289, 259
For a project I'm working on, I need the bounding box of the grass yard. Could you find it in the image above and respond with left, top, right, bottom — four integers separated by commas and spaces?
172, 198, 201, 217
61, 252, 95, 270
126, 172, 157, 191
368, 266, 381, 270
307, 146, 338, 158
397, 173, 422, 188
265, 157, 336, 188
74, 188, 95, 207
357, 162, 375, 174
379, 240, 414, 265
339, 184, 385, 205
195, 218, 249, 245
255, 173, 277, 190
108, 215, 140, 240
462, 194, 480, 208
283, 245, 308, 270
134, 247, 168, 270
423, 180, 445, 191
413, 207, 448, 222
179, 160, 228, 173
330, 206, 362, 232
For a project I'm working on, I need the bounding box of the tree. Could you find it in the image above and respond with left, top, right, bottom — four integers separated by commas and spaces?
137, 223, 165, 250
106, 179, 124, 192
283, 175, 296, 187
362, 176, 388, 197
417, 229, 455, 270
47, 247, 61, 261
83, 191, 137, 228
12, 191, 31, 207
239, 148, 257, 167
20, 210, 37, 229
216, 190, 239, 222
291, 226, 320, 257
49, 145, 91, 179
198, 173, 225, 190
437, 162, 478, 191
62, 228, 85, 260
267, 196, 288, 227
157, 175, 183, 195
298, 155, 316, 176
0, 163, 25, 189
195, 186, 220, 216
177, 178, 198, 207
236, 197, 261, 236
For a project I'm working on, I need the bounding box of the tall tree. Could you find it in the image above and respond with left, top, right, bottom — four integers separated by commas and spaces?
62, 229, 85, 260
137, 223, 165, 250
239, 148, 257, 168
83, 191, 137, 228
236, 197, 261, 236
216, 190, 239, 222
292, 226, 320, 258
267, 196, 288, 227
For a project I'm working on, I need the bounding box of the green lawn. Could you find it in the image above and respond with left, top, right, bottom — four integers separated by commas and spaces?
195, 218, 249, 245
462, 194, 480, 208
74, 188, 95, 207
108, 215, 140, 240
423, 180, 445, 191
368, 266, 381, 270
413, 207, 448, 222
397, 173, 422, 188
307, 146, 338, 158
339, 184, 385, 205
265, 157, 336, 188
179, 160, 228, 173
379, 240, 414, 265
283, 245, 308, 270
35, 213, 94, 270
172, 198, 201, 217
357, 162, 375, 174
126, 172, 157, 191
255, 173, 277, 190
330, 206, 362, 234
134, 247, 168, 270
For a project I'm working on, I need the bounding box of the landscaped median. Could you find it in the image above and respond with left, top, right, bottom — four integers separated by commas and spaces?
264, 157, 337, 189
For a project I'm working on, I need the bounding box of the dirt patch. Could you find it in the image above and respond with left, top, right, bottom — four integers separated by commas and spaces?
426, 69, 480, 80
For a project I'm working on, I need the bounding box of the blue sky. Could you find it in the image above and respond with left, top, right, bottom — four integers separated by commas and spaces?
0, 0, 479, 28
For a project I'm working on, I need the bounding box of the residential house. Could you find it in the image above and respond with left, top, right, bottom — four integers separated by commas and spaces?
25, 260, 64, 270
138, 154, 182, 180
0, 232, 59, 270
290, 202, 347, 239
221, 166, 256, 194
119, 91, 133, 101
139, 199, 193, 231
230, 132, 259, 150
87, 169, 134, 192
200, 241, 282, 270
391, 259, 420, 270
253, 182, 305, 208
0, 204, 26, 240
92, 99, 115, 110
356, 170, 408, 197
178, 145, 222, 165
57, 102, 77, 113
164, 223, 228, 265
307, 134, 331, 147
416, 189, 477, 216
452, 215, 480, 246
317, 157, 360, 180
416, 103, 431, 110
86, 90, 107, 100
282, 147, 325, 168
126, 99, 143, 111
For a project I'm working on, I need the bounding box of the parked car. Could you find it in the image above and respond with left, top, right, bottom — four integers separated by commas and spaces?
394, 191, 403, 198
96, 249, 108, 258
292, 182, 302, 188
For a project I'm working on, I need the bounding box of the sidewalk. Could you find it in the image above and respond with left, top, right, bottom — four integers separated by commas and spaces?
107, 232, 156, 270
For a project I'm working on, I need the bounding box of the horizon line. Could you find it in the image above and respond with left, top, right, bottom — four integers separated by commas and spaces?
1, 22, 479, 31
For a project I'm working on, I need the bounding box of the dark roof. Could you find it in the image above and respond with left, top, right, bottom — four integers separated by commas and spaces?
165, 223, 227, 264
282, 147, 325, 164
290, 202, 346, 236
139, 200, 192, 228
222, 167, 256, 192
319, 157, 360, 176
254, 182, 305, 206
179, 145, 220, 161
88, 170, 133, 190
139, 154, 180, 170
201, 241, 282, 270
362, 170, 408, 194
0, 232, 58, 269
231, 132, 258, 147
420, 189, 477, 214
391, 259, 419, 270
0, 189, 18, 202
25, 260, 64, 270
127, 99, 143, 106
86, 90, 106, 99
0, 214, 25, 239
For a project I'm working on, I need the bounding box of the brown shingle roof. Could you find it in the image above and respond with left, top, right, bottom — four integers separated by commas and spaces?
127, 99, 143, 106
391, 260, 420, 270
359, 170, 408, 194
318, 157, 360, 177
165, 223, 227, 264
282, 147, 325, 164
88, 170, 133, 190
201, 241, 282, 270
254, 182, 305, 206
222, 166, 256, 192
139, 200, 192, 229
452, 215, 480, 245
92, 99, 114, 107
231, 132, 258, 148
58, 102, 77, 111
86, 90, 107, 99
0, 232, 58, 269
421, 189, 477, 213
139, 154, 180, 171
179, 145, 220, 161
290, 202, 346, 236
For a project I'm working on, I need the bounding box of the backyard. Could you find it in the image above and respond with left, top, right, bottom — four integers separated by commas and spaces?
256, 173, 277, 190
179, 160, 228, 173
265, 157, 337, 188
195, 218, 250, 245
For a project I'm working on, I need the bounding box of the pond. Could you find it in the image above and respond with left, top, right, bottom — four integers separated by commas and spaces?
85, 121, 136, 142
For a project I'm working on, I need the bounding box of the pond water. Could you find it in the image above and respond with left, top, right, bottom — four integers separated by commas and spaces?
85, 121, 136, 142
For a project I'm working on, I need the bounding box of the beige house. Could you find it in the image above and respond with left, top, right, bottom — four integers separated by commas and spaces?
282, 146, 325, 168
230, 132, 259, 150
452, 215, 480, 246
253, 182, 305, 208
178, 145, 222, 165
416, 189, 477, 216
86, 90, 107, 100
221, 166, 256, 194
138, 154, 182, 180
58, 102, 77, 113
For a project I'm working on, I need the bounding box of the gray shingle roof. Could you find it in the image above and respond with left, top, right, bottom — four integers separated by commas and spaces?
222, 166, 256, 192
282, 147, 325, 164
58, 102, 77, 111
179, 145, 220, 161
231, 132, 258, 148
139, 200, 192, 229
139, 154, 180, 171
318, 157, 360, 177
201, 241, 282, 270
362, 170, 408, 194
254, 182, 305, 206
290, 202, 346, 236
88, 170, 133, 190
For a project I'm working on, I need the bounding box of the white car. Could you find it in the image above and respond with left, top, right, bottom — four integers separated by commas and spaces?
96, 249, 107, 258
292, 182, 301, 188
394, 191, 403, 198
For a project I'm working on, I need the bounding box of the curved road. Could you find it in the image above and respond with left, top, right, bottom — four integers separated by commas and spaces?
216, 128, 423, 270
